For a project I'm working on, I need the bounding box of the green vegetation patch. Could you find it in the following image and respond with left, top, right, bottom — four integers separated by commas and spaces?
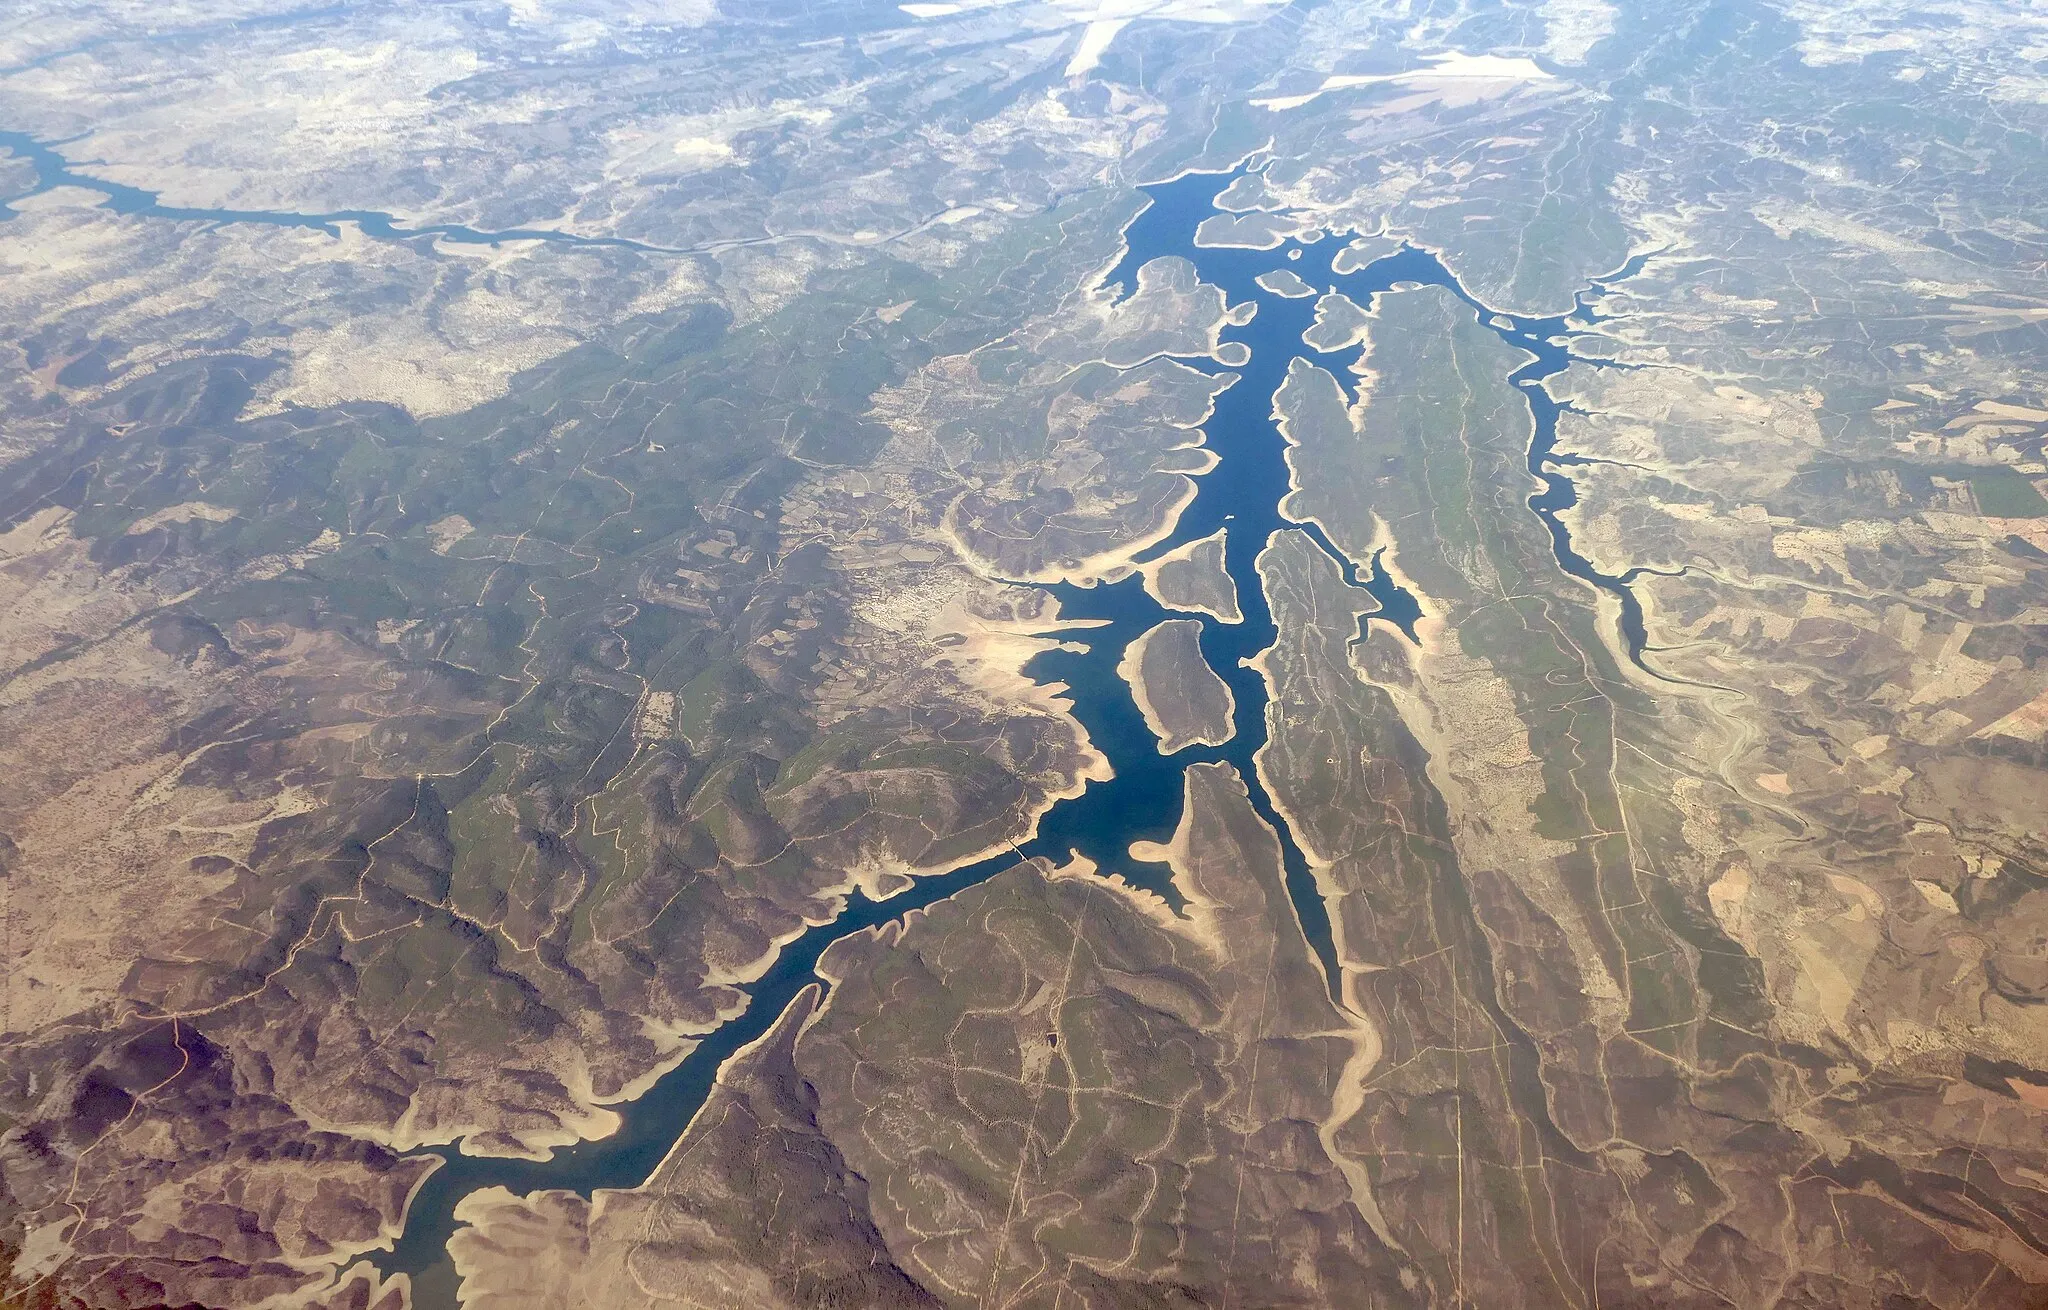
1971, 468, 2048, 518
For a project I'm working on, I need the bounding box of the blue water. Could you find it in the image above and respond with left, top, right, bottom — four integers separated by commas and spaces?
346, 166, 1655, 1300
1, 129, 684, 254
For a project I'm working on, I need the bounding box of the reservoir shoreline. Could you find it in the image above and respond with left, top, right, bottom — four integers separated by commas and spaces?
374, 166, 1650, 1303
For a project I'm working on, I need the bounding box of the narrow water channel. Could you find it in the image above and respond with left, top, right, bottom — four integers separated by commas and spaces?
0, 129, 685, 252
365, 166, 1651, 1301
0, 129, 975, 259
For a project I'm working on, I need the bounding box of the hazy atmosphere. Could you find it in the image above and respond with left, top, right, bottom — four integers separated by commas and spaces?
4, 1, 2048, 1306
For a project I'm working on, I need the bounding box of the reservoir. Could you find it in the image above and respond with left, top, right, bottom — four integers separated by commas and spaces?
377, 165, 1646, 1302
